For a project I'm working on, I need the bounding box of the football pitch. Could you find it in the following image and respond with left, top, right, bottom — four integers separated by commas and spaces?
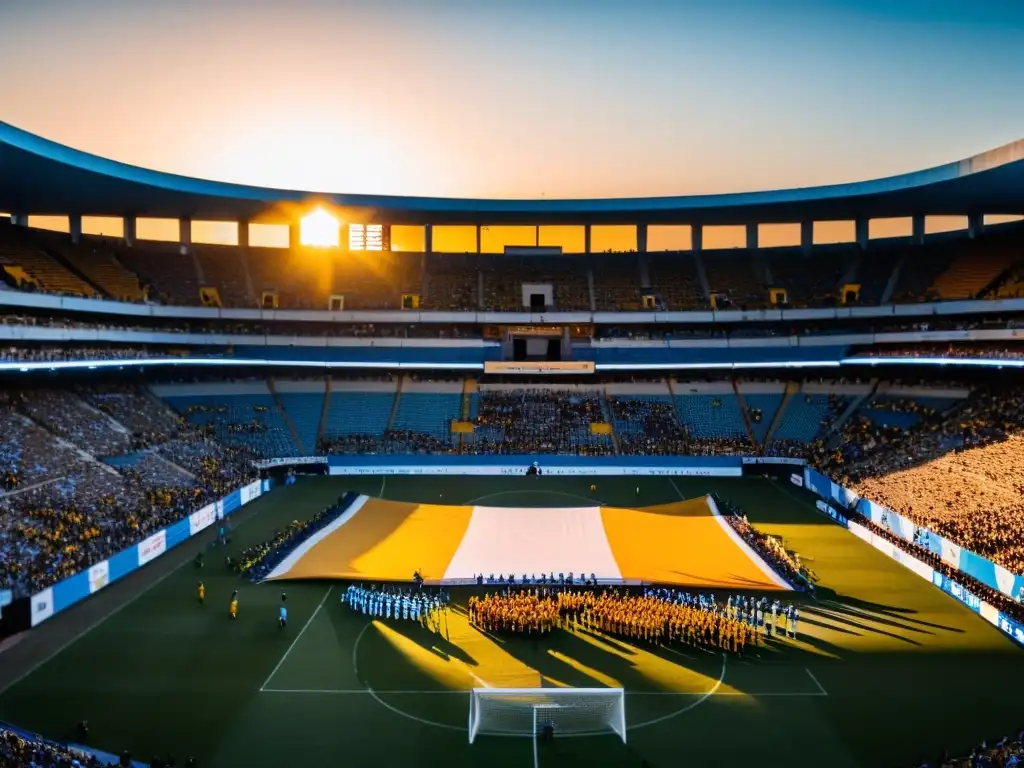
2, 475, 1023, 768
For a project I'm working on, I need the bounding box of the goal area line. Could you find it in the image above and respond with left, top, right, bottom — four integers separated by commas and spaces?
259, 688, 827, 697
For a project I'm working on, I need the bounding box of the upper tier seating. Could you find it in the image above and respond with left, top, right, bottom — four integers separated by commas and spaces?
246, 247, 333, 310
31, 231, 145, 302
0, 222, 96, 297
592, 254, 641, 310
766, 249, 846, 306
703, 251, 765, 308
195, 244, 252, 307
646, 254, 705, 309
423, 256, 478, 310
115, 242, 202, 305
931, 234, 1023, 300
480, 256, 590, 311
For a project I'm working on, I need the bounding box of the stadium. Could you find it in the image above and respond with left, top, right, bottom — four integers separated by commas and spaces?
1, 103, 1024, 768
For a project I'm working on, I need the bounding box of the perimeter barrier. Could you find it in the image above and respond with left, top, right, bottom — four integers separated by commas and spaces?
27, 479, 273, 628
797, 467, 1024, 645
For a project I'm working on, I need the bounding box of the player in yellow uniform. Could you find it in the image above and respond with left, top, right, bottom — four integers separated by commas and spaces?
229, 590, 239, 620
197, 581, 205, 605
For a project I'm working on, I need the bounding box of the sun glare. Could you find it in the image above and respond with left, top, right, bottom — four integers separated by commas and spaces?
300, 208, 340, 248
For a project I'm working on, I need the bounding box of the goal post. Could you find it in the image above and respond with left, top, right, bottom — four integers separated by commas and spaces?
468, 687, 627, 744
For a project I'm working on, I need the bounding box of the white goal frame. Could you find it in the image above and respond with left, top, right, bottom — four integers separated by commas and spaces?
467, 687, 627, 745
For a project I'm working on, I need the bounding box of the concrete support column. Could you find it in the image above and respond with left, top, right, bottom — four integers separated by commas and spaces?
636, 224, 648, 253
968, 213, 984, 239
424, 224, 433, 254
692, 224, 703, 253
912, 214, 926, 246
238, 221, 249, 248
178, 217, 192, 252
745, 223, 758, 251
855, 217, 869, 250
583, 224, 592, 254
123, 216, 136, 247
800, 221, 814, 255
340, 223, 350, 250
69, 215, 83, 244
10, 212, 29, 227
288, 222, 299, 249
475, 225, 482, 254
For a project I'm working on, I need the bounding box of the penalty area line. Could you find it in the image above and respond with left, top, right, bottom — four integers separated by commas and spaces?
805, 667, 828, 696
259, 584, 333, 692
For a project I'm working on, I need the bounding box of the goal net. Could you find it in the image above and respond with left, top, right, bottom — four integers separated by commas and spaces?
468, 688, 626, 744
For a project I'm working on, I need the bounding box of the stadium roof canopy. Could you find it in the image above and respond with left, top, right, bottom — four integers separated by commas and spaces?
1, 121, 1023, 226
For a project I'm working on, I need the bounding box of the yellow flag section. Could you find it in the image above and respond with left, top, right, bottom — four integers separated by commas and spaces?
599, 496, 790, 591
267, 498, 473, 581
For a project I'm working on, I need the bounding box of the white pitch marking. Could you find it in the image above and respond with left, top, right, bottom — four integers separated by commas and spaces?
805, 667, 828, 696
259, 585, 332, 691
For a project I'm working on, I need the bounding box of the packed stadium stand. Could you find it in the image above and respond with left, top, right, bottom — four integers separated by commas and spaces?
194, 244, 252, 307
0, 221, 97, 298
158, 383, 300, 458
422, 254, 478, 310
30, 230, 146, 302
114, 242, 203, 306
766, 248, 848, 306
645, 253, 705, 309
673, 388, 749, 440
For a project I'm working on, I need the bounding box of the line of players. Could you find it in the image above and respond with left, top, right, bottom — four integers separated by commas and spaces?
342, 584, 450, 630
466, 586, 800, 655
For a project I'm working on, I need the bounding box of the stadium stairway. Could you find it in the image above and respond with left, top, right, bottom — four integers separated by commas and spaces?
601, 388, 622, 455
31, 233, 116, 299
731, 381, 759, 446
268, 378, 306, 455
880, 254, 905, 304
316, 377, 332, 450
386, 377, 405, 431
764, 381, 799, 443
829, 380, 879, 435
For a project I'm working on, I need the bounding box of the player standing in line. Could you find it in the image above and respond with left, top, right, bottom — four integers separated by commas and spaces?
197, 581, 205, 605
279, 593, 288, 629
790, 606, 799, 639
229, 590, 239, 620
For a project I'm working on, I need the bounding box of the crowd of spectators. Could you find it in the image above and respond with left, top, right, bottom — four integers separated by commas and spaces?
0, 726, 116, 768
810, 387, 1024, 574
0, 346, 177, 365
609, 397, 691, 455
236, 494, 352, 581
470, 390, 614, 456
716, 497, 809, 589
0, 312, 483, 339
0, 386, 256, 598
856, 343, 1024, 360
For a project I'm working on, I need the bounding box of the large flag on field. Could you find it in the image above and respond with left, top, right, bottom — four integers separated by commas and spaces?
265, 494, 790, 590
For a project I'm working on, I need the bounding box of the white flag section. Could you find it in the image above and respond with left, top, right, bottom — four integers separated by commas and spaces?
265, 494, 790, 590
443, 506, 622, 581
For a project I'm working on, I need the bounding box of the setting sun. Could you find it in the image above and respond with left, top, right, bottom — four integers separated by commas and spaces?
300, 208, 340, 248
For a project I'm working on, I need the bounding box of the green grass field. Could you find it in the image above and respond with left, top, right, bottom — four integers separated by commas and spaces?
2, 475, 1022, 768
